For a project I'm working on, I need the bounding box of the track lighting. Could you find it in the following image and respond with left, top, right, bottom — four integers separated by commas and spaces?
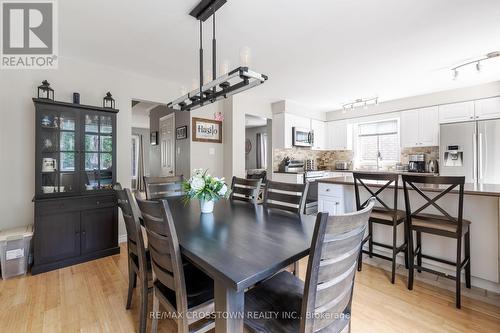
342, 97, 378, 112
451, 51, 499, 80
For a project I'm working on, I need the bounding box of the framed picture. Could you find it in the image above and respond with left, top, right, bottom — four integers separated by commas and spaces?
176, 125, 188, 140
192, 117, 222, 143
150, 131, 158, 145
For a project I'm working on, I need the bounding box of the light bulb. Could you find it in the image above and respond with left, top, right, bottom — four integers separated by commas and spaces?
240, 46, 251, 66
191, 78, 199, 91
180, 86, 187, 95
476, 61, 481, 73
220, 60, 230, 75
204, 70, 211, 84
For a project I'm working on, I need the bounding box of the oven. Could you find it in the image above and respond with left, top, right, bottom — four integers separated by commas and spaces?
292, 127, 313, 147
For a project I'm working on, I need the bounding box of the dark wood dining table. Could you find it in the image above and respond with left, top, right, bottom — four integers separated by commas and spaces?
161, 196, 317, 333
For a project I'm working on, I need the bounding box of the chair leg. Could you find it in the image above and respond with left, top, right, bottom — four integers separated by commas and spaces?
391, 222, 398, 284
407, 228, 414, 291
465, 230, 471, 289
126, 264, 136, 309
368, 221, 373, 258
139, 277, 148, 333
151, 290, 159, 333
416, 231, 422, 273
456, 237, 462, 309
293, 261, 300, 277
403, 220, 409, 270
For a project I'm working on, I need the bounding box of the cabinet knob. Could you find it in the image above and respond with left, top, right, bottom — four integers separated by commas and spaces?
326, 188, 330, 192
96, 201, 100, 205
335, 202, 339, 205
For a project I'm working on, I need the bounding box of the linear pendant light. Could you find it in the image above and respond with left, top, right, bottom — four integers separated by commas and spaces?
168, 0, 268, 112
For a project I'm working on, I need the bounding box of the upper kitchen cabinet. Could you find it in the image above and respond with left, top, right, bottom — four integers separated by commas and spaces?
272, 112, 312, 149
475, 97, 500, 120
311, 119, 326, 150
438, 101, 475, 124
327, 120, 352, 150
401, 106, 439, 148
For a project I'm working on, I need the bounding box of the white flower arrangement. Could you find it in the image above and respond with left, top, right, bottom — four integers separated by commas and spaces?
182, 169, 231, 203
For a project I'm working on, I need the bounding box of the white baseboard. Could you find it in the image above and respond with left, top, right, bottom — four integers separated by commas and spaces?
118, 234, 127, 244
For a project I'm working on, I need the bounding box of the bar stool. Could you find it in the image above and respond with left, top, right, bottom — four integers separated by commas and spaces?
353, 172, 408, 284
402, 175, 471, 309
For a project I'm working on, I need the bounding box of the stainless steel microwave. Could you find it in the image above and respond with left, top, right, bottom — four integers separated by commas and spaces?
292, 127, 313, 147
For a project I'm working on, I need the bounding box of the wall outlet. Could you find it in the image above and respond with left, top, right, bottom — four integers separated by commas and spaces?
209, 148, 215, 155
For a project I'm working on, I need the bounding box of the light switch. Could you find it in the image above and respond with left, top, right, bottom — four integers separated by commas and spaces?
209, 148, 215, 155
177, 147, 180, 155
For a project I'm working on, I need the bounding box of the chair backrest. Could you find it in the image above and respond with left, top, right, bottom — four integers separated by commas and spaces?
402, 175, 465, 235
135, 197, 189, 319
230, 176, 262, 203
263, 180, 307, 214
353, 172, 398, 212
300, 201, 374, 333
115, 184, 147, 273
144, 176, 184, 200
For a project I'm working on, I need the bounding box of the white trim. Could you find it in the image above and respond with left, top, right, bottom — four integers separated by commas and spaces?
118, 234, 127, 244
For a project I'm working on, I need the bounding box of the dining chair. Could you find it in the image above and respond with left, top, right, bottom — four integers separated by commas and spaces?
263, 180, 308, 276
263, 180, 308, 215
402, 175, 471, 309
230, 176, 262, 203
353, 172, 408, 284
115, 184, 151, 333
244, 201, 375, 333
136, 197, 215, 333
144, 176, 184, 200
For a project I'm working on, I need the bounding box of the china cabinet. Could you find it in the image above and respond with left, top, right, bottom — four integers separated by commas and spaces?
32, 98, 119, 274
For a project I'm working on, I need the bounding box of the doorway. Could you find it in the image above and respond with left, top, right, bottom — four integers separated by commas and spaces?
159, 113, 175, 176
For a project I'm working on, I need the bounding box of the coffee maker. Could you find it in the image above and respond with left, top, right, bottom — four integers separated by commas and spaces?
408, 154, 426, 173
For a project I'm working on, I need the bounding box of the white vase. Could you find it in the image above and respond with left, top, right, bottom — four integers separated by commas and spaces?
200, 199, 215, 214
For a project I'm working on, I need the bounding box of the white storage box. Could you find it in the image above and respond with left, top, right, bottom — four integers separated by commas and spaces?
0, 225, 33, 279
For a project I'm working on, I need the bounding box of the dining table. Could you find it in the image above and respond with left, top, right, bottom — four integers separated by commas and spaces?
159, 196, 318, 333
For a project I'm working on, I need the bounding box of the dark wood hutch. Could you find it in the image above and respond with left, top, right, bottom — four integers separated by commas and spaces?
32, 98, 119, 274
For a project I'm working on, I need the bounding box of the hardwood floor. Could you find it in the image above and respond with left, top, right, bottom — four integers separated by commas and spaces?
0, 243, 499, 333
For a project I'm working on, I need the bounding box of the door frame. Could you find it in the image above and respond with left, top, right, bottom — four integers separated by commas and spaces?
159, 113, 175, 176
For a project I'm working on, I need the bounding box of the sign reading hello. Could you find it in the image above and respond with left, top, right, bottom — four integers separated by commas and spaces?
192, 117, 223, 143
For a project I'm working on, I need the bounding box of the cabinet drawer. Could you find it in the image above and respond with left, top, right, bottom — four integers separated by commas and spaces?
318, 183, 344, 197
36, 194, 116, 215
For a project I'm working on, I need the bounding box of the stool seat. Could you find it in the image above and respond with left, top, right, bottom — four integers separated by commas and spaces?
411, 214, 471, 236
370, 208, 406, 224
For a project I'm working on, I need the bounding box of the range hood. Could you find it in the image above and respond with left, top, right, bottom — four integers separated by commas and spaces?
167, 0, 268, 112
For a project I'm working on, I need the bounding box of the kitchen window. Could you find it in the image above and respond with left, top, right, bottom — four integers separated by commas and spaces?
354, 119, 400, 170
131, 134, 139, 179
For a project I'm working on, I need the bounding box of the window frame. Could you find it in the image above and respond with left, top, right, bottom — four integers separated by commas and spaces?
131, 134, 140, 180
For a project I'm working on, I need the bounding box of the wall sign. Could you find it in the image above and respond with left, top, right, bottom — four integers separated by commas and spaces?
192, 117, 222, 143
176, 125, 188, 140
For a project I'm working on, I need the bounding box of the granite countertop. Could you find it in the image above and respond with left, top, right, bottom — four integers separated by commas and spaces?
273, 171, 304, 174
318, 176, 500, 197
325, 169, 439, 176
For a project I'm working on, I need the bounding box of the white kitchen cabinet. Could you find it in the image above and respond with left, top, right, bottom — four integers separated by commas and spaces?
271, 172, 304, 184
318, 196, 345, 215
326, 120, 352, 150
438, 101, 475, 124
401, 106, 439, 148
475, 97, 500, 120
311, 119, 326, 150
272, 113, 311, 149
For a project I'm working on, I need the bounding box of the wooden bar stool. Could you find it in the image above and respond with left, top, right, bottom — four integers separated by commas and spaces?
402, 175, 471, 309
353, 172, 408, 284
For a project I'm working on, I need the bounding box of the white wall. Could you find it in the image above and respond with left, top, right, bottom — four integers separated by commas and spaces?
131, 111, 150, 129
327, 81, 500, 121
0, 56, 179, 235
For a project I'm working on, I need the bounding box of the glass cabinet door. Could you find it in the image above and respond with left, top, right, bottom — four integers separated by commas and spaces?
82, 114, 114, 191
38, 108, 78, 195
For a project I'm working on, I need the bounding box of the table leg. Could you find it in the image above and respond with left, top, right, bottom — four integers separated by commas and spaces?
214, 280, 244, 333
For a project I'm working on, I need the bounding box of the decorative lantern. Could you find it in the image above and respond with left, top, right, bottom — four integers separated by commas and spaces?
37, 80, 54, 100
103, 92, 115, 109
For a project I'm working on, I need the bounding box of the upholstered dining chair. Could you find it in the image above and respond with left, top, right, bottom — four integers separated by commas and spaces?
144, 176, 184, 200
114, 184, 151, 333
230, 176, 262, 203
244, 201, 375, 333
136, 197, 215, 333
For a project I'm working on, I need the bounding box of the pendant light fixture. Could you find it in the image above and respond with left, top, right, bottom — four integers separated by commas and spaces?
168, 0, 268, 112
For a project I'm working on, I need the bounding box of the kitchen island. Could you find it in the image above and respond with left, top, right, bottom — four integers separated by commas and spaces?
317, 176, 500, 292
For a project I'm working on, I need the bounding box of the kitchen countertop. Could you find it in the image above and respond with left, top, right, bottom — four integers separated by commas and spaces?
325, 169, 439, 176
318, 176, 500, 197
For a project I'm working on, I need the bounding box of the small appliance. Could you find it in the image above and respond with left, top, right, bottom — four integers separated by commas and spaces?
284, 160, 305, 173
292, 127, 313, 147
42, 158, 57, 172
428, 159, 439, 174
335, 161, 351, 170
408, 154, 426, 173
305, 159, 316, 171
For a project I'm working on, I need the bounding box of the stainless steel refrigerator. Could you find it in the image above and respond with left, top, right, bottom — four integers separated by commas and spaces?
440, 119, 500, 184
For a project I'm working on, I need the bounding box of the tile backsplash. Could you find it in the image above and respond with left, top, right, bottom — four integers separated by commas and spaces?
272, 146, 438, 171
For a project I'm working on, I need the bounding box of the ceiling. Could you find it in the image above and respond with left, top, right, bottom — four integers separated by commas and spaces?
61, 0, 500, 112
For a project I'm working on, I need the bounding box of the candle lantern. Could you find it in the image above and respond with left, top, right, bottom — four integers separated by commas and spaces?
37, 80, 54, 100
103, 92, 115, 109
